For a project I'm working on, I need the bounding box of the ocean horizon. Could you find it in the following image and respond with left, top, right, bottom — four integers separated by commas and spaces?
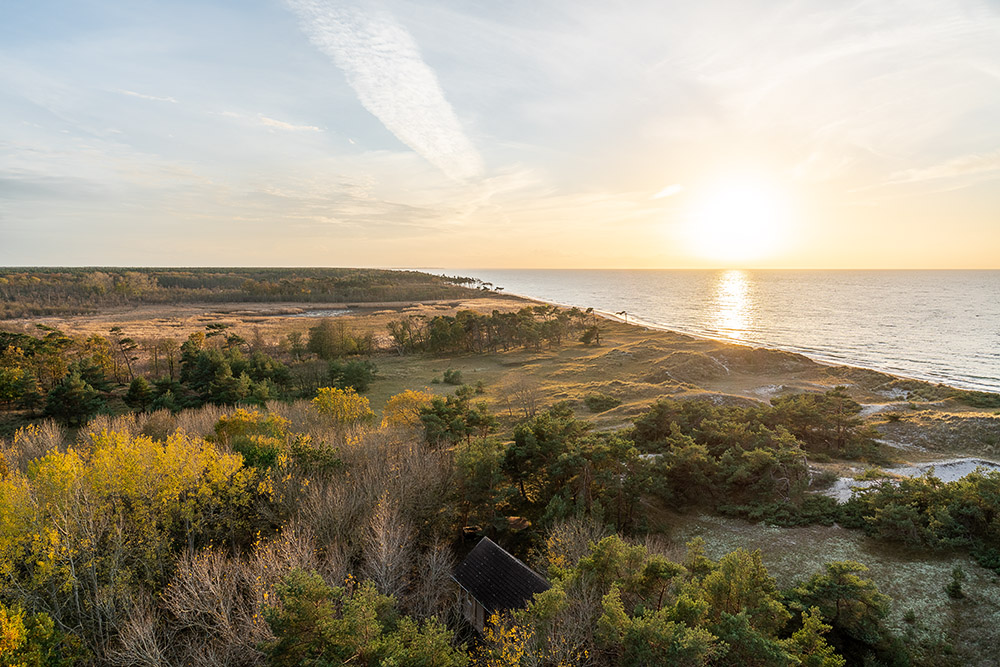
426, 269, 1000, 394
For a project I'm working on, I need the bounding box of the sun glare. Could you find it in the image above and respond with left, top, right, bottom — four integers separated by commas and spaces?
713, 269, 752, 340
682, 178, 792, 265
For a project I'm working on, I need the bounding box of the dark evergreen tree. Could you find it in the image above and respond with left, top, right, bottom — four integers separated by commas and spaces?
327, 359, 377, 393
44, 372, 102, 425
125, 376, 154, 412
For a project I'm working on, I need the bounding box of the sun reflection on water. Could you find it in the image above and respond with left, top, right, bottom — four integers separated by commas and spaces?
713, 270, 751, 340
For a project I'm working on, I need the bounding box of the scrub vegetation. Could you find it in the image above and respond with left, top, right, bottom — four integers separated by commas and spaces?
1, 269, 998, 666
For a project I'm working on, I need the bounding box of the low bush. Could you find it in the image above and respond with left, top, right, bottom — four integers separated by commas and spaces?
327, 359, 377, 393
955, 390, 1000, 409
583, 392, 621, 412
855, 467, 891, 481
810, 469, 839, 490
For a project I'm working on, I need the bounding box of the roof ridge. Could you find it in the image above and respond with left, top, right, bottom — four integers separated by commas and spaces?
453, 537, 551, 614
479, 537, 549, 584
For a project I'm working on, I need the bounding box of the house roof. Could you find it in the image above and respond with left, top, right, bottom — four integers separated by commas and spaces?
453, 537, 551, 613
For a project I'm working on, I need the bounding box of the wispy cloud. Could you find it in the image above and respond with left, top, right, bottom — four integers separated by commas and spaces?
117, 89, 177, 103
652, 184, 683, 199
285, 0, 483, 181
216, 111, 322, 132
887, 150, 1000, 185
258, 115, 322, 132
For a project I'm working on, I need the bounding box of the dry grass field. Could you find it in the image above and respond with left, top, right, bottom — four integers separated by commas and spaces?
0, 296, 521, 342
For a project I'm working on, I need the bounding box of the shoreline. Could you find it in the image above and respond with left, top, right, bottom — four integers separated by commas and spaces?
2, 288, 994, 398
490, 287, 994, 396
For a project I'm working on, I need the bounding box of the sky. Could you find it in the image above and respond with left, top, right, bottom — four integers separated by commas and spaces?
1, 0, 999, 269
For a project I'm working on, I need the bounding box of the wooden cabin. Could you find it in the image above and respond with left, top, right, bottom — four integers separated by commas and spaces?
452, 537, 550, 633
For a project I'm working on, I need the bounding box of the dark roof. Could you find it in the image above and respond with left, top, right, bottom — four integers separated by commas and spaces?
453, 537, 550, 613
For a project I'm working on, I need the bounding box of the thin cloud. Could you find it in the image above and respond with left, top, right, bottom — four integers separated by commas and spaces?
258, 115, 322, 132
117, 89, 177, 103
216, 111, 322, 132
652, 184, 683, 199
887, 150, 1000, 185
285, 0, 483, 181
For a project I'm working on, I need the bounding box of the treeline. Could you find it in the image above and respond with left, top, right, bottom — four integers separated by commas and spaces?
0, 304, 603, 429
0, 268, 488, 317
0, 326, 298, 425
387, 305, 602, 354
842, 472, 1000, 572
1, 314, 394, 427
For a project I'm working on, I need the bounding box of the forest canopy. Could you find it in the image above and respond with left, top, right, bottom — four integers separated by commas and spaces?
0, 268, 490, 318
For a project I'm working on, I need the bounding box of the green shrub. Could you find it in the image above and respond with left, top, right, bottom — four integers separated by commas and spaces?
584, 392, 621, 412
0, 601, 87, 666
718, 495, 844, 528
263, 569, 467, 667
454, 384, 476, 400
579, 325, 601, 345
442, 368, 463, 385
214, 408, 290, 469
844, 472, 1000, 572
972, 546, 1000, 572
43, 372, 103, 426
810, 470, 839, 490
717, 502, 802, 527
798, 495, 842, 526
955, 390, 1000, 408
945, 566, 966, 599
328, 359, 377, 392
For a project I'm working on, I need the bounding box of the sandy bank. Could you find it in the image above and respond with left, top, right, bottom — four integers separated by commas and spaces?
825, 458, 1000, 502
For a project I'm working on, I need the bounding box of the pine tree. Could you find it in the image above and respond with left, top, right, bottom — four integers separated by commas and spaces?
44, 372, 102, 425
125, 377, 154, 412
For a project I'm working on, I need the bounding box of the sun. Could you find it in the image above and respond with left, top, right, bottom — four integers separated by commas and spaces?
682, 177, 792, 265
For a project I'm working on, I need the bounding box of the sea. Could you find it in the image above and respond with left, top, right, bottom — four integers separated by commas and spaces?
427, 270, 1000, 393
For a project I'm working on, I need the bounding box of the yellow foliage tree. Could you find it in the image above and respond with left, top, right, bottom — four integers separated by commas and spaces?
0, 599, 82, 666
214, 408, 291, 469
0, 429, 257, 652
381, 389, 434, 430
214, 408, 290, 446
0, 600, 25, 655
312, 387, 375, 427
478, 612, 531, 667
